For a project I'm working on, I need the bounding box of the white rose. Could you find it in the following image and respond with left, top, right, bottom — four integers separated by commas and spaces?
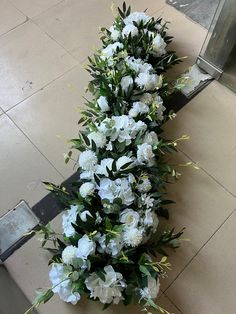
96, 158, 114, 176
79, 150, 98, 171
62, 205, 78, 237
79, 182, 95, 198
135, 73, 160, 90
101, 42, 123, 59
76, 234, 95, 260
124, 12, 151, 25
143, 131, 159, 146
88, 131, 106, 148
116, 156, 134, 170
109, 26, 121, 41
137, 143, 155, 164
120, 75, 133, 93
140, 277, 160, 299
129, 101, 149, 117
97, 96, 110, 112
122, 24, 138, 37
137, 178, 152, 193
62, 246, 78, 265
152, 34, 167, 56
120, 208, 140, 228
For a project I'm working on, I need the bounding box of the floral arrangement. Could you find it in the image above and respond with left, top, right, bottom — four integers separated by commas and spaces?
27, 3, 188, 314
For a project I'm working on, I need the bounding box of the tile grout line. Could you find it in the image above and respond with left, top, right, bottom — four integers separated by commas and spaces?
164, 207, 236, 293
162, 292, 184, 314
5, 113, 66, 180
0, 16, 29, 38
4, 63, 79, 113
179, 149, 236, 199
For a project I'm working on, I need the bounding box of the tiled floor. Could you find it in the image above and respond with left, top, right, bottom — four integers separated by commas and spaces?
1, 0, 236, 313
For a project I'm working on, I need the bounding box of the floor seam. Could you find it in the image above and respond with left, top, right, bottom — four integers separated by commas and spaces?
5, 64, 79, 113
179, 149, 236, 199
162, 292, 184, 314
30, 0, 65, 19
0, 16, 29, 38
164, 207, 236, 293
6, 114, 66, 180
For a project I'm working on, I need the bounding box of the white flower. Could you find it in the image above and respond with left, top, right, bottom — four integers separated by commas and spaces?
120, 208, 140, 228
129, 101, 149, 117
135, 73, 161, 90
123, 227, 143, 247
106, 141, 113, 151
97, 96, 110, 112
141, 194, 154, 209
140, 277, 160, 299
88, 131, 106, 148
124, 12, 151, 25
79, 182, 95, 198
95, 211, 102, 224
121, 75, 133, 93
62, 205, 78, 237
49, 264, 80, 304
96, 158, 114, 176
143, 210, 159, 231
85, 265, 126, 304
79, 210, 93, 222
62, 246, 78, 265
126, 56, 153, 74
98, 177, 134, 206
80, 171, 94, 180
101, 42, 123, 59
109, 26, 121, 41
137, 143, 154, 164
152, 34, 167, 56
116, 156, 134, 170
76, 234, 95, 260
137, 178, 152, 193
98, 234, 123, 256
79, 150, 98, 171
122, 24, 138, 37
143, 131, 159, 146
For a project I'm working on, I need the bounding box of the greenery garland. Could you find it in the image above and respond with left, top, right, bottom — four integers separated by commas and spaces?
27, 3, 188, 314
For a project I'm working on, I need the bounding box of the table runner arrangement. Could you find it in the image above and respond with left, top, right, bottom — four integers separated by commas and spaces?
27, 3, 188, 314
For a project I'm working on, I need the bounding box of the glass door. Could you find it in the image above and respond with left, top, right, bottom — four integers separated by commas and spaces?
197, 0, 236, 92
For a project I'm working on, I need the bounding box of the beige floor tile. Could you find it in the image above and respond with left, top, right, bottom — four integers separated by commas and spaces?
166, 210, 236, 314
0, 0, 27, 36
0, 20, 77, 111
164, 81, 236, 196
159, 152, 236, 290
0, 114, 63, 214
153, 5, 207, 80
5, 215, 180, 314
114, 0, 167, 14
33, 0, 120, 62
10, 0, 63, 18
8, 66, 90, 178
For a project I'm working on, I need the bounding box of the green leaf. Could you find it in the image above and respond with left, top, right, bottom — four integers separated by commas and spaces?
97, 270, 106, 282
139, 265, 151, 277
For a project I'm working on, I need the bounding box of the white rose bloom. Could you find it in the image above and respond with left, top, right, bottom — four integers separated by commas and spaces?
109, 26, 121, 41
98, 234, 123, 256
62, 246, 78, 265
101, 42, 123, 59
143, 209, 159, 230
140, 277, 160, 299
80, 171, 94, 180
120, 208, 140, 228
85, 265, 126, 304
49, 264, 80, 305
62, 205, 78, 237
96, 158, 114, 176
122, 24, 138, 37
130, 120, 147, 138
124, 12, 151, 25
97, 95, 110, 112
88, 131, 106, 148
98, 177, 134, 206
143, 131, 159, 146
79, 150, 98, 171
79, 210, 93, 222
135, 73, 161, 90
125, 56, 153, 74
137, 143, 155, 164
79, 182, 95, 198
76, 234, 96, 260
152, 34, 167, 56
106, 140, 113, 151
129, 101, 149, 117
120, 75, 133, 93
116, 156, 134, 170
123, 227, 143, 247
137, 178, 152, 193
